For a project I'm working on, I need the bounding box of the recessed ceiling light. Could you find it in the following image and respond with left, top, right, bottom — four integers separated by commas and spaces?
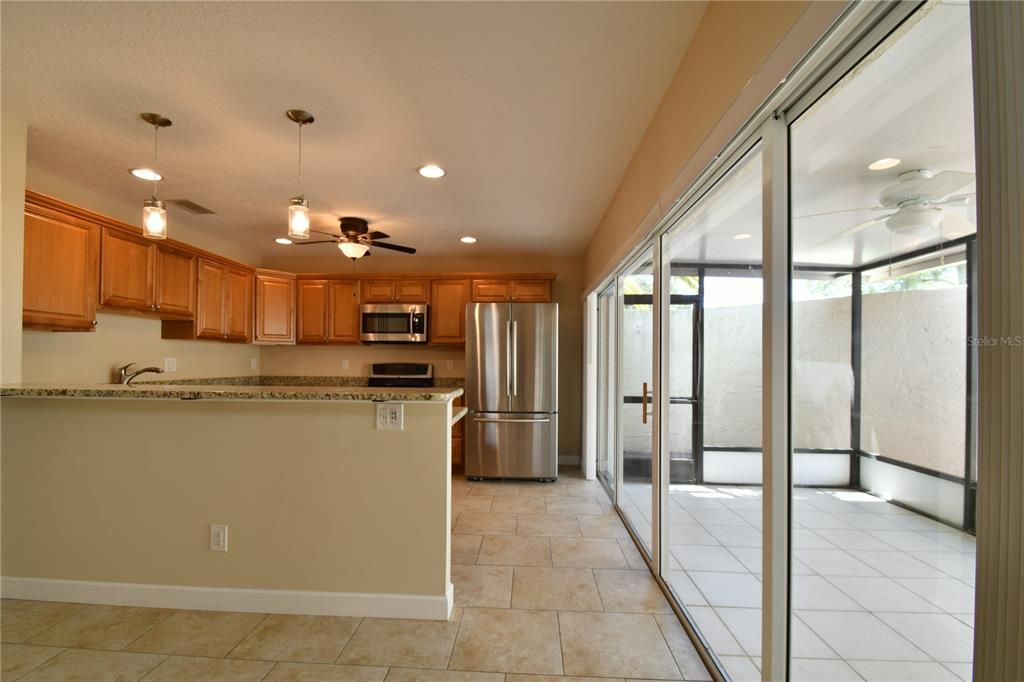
733, 233, 752, 241
868, 157, 901, 171
417, 164, 446, 179
275, 237, 293, 245
460, 236, 477, 244
129, 168, 162, 182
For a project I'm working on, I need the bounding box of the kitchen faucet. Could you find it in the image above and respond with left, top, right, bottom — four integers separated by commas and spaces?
116, 363, 165, 385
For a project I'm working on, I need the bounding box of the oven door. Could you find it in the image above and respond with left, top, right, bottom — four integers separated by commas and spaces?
361, 304, 428, 343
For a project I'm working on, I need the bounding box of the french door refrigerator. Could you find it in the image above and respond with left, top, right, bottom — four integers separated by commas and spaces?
465, 302, 558, 480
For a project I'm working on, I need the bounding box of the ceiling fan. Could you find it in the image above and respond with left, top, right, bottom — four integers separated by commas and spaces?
294, 217, 417, 260
805, 169, 975, 248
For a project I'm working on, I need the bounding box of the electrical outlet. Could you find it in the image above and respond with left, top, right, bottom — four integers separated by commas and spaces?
250, 358, 258, 371
164, 357, 177, 372
210, 524, 228, 552
341, 359, 350, 371
446, 360, 454, 371
375, 403, 404, 430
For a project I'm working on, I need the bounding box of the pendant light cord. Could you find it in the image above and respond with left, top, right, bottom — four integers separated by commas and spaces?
152, 124, 160, 199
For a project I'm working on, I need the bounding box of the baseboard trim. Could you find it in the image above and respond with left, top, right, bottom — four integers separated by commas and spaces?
1, 576, 454, 620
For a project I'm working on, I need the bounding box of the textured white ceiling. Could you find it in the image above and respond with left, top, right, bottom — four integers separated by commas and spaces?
2, 1, 706, 261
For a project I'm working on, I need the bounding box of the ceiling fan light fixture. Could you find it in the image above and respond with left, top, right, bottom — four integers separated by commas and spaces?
460, 236, 477, 244
130, 168, 162, 182
275, 237, 293, 245
417, 164, 446, 179
142, 198, 167, 240
339, 241, 370, 260
868, 157, 901, 171
288, 196, 310, 240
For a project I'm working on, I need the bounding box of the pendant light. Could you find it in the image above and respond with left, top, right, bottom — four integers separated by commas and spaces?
140, 113, 172, 239
286, 109, 314, 240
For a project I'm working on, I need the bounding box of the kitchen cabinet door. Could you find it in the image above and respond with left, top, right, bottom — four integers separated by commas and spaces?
297, 280, 329, 343
430, 279, 470, 344
328, 280, 361, 343
195, 259, 227, 339
224, 267, 253, 342
255, 272, 295, 344
22, 211, 100, 331
511, 279, 552, 302
470, 279, 511, 302
362, 280, 395, 302
154, 244, 196, 318
395, 279, 429, 302
99, 228, 154, 312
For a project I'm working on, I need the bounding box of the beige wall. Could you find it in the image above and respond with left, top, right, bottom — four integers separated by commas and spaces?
1, 397, 451, 602
582, 1, 844, 292
22, 312, 258, 384
1, 116, 27, 383
261, 253, 585, 457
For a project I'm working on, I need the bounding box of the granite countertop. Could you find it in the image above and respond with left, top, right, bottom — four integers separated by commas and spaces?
0, 383, 463, 403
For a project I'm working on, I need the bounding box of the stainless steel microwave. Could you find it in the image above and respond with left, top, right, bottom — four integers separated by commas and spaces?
360, 304, 428, 343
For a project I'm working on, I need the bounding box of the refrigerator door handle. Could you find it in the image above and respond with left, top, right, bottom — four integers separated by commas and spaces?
511, 320, 518, 397
505, 319, 512, 397
473, 416, 552, 424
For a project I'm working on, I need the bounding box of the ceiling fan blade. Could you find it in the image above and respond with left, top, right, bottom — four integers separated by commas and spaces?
794, 206, 888, 220
366, 231, 390, 240
917, 170, 975, 200
940, 211, 974, 234
933, 192, 975, 207
310, 228, 339, 238
813, 214, 892, 248
291, 239, 338, 246
369, 241, 416, 255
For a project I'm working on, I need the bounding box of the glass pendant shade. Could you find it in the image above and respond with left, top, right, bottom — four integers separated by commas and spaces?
338, 241, 369, 259
142, 198, 167, 239
288, 197, 310, 239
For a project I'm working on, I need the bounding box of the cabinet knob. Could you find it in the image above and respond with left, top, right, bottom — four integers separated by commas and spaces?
91, 320, 97, 326
150, 304, 156, 311
155, 304, 161, 311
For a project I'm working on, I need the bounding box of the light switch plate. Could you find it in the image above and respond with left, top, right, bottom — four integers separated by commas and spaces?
164, 357, 177, 372
210, 524, 228, 552
341, 359, 350, 371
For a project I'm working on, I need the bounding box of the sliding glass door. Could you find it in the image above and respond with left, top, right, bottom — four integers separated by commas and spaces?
618, 251, 656, 555
596, 283, 617, 497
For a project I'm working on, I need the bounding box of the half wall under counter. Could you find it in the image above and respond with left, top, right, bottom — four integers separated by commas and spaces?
0, 384, 462, 620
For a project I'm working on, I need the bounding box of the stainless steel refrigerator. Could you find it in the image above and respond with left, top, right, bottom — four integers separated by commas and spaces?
465, 302, 558, 481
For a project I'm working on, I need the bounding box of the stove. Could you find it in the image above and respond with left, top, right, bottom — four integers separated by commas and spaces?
367, 362, 434, 388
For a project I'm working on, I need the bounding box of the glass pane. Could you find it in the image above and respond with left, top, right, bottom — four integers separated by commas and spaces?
789, 1, 976, 676
661, 144, 763, 681
619, 254, 655, 555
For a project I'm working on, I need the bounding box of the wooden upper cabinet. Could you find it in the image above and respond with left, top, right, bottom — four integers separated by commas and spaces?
328, 280, 361, 343
22, 210, 100, 331
195, 259, 227, 340
224, 268, 253, 342
297, 280, 329, 343
254, 272, 295, 344
296, 279, 360, 344
363, 278, 428, 303
471, 278, 552, 303
154, 245, 196, 318
430, 279, 470, 345
100, 228, 154, 312
99, 227, 196, 319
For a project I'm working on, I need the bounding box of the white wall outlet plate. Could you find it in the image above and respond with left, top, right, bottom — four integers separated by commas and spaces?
446, 360, 454, 371
341, 359, 350, 371
164, 357, 177, 372
375, 403, 404, 431
210, 524, 228, 552
250, 358, 258, 371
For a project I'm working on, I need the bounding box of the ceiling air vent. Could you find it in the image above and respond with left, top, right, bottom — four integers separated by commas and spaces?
167, 199, 216, 215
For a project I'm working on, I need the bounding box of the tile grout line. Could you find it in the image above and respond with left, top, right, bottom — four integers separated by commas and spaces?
221, 612, 272, 660
117, 607, 179, 653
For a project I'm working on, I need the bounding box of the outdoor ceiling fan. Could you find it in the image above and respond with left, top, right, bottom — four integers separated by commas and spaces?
805, 168, 975, 248
294, 217, 417, 260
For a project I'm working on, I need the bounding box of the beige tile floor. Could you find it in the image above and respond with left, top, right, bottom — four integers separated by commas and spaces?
0, 470, 711, 682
